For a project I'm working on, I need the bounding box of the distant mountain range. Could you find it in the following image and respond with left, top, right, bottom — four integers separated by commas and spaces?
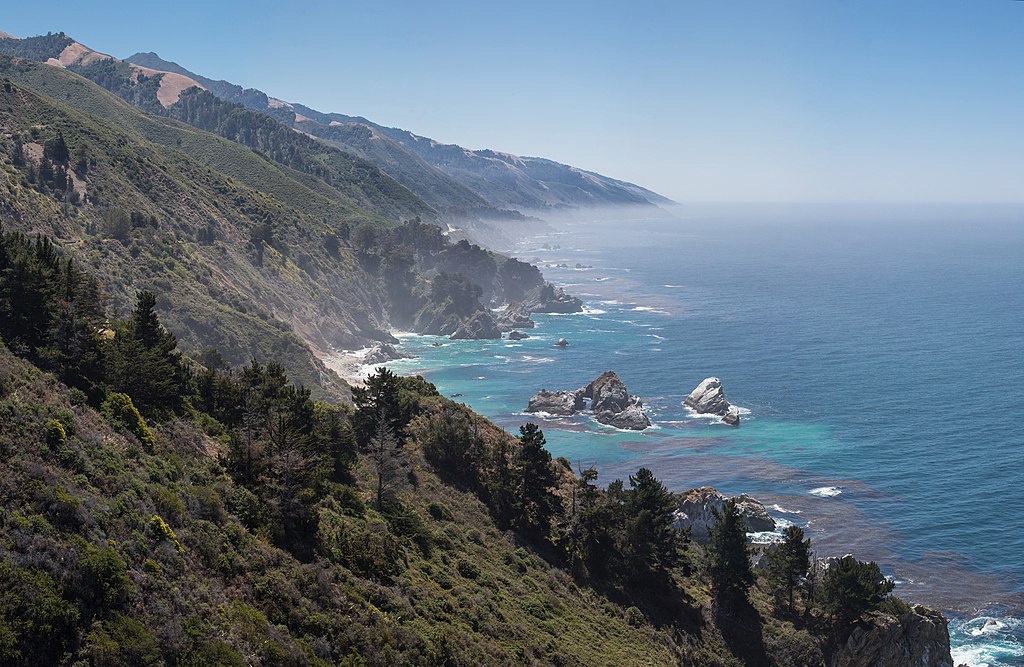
124, 50, 671, 214
0, 31, 668, 220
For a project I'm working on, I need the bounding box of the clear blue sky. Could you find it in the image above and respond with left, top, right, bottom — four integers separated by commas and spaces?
3, 1, 1023, 203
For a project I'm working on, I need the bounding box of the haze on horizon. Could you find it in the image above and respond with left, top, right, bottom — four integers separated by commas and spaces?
4, 0, 1022, 205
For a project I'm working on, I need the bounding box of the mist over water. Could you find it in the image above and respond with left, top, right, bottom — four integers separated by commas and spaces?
386, 204, 1024, 665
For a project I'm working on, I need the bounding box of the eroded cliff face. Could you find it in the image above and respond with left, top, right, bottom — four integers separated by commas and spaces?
831, 605, 953, 667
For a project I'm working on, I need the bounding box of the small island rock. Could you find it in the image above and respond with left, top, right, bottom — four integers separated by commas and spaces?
507, 330, 529, 340
526, 389, 584, 416
523, 283, 584, 314
555, 338, 569, 347
363, 343, 410, 365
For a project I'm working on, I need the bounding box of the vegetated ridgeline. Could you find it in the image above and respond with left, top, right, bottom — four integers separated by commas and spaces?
0, 236, 953, 664
0, 31, 955, 666
0, 56, 560, 399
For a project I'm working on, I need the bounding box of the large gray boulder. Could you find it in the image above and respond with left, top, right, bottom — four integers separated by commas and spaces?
526, 389, 584, 416
585, 371, 631, 413
594, 396, 652, 430
684, 377, 732, 415
449, 311, 501, 340
673, 486, 776, 543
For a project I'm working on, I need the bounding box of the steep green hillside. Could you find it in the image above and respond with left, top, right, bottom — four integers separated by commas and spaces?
0, 62, 392, 398
0, 34, 437, 225
0, 235, 946, 666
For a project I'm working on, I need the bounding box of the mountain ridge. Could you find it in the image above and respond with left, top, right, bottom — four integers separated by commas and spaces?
121, 49, 673, 213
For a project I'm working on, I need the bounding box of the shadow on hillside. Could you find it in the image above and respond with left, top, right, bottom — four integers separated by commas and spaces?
715, 597, 769, 667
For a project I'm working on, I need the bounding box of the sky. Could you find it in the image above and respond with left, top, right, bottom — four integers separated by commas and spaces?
3, 1, 1023, 203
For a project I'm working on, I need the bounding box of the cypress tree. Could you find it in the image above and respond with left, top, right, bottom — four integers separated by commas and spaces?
707, 500, 754, 610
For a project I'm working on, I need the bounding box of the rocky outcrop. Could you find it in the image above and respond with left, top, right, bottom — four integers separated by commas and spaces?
830, 605, 953, 667
523, 283, 584, 314
594, 396, 651, 430
684, 377, 740, 425
507, 330, 529, 340
363, 343, 410, 365
585, 371, 630, 413
449, 311, 501, 340
525, 371, 651, 430
495, 302, 536, 331
673, 486, 776, 543
526, 389, 585, 416
556, 338, 569, 347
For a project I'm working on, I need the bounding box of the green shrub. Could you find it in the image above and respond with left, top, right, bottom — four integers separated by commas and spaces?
101, 392, 155, 450
427, 501, 453, 521
83, 612, 162, 666
150, 514, 184, 555
456, 559, 480, 579
78, 544, 132, 612
45, 419, 66, 449
0, 562, 79, 664
625, 606, 646, 628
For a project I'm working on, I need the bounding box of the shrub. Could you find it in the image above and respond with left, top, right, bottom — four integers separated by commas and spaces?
150, 514, 184, 555
625, 606, 646, 628
45, 419, 67, 449
0, 562, 80, 664
101, 392, 154, 450
83, 612, 162, 666
427, 501, 453, 521
456, 559, 480, 579
78, 544, 132, 612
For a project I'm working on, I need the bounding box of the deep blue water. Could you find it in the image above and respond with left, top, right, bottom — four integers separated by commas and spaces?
382, 204, 1024, 665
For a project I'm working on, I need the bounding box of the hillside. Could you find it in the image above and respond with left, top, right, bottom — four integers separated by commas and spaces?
0, 227, 954, 665
119, 50, 672, 214
0, 33, 438, 226
0, 58, 549, 400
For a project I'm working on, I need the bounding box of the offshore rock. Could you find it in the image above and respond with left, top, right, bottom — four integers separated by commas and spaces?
830, 605, 954, 667
526, 389, 585, 416
555, 338, 569, 347
495, 302, 536, 331
673, 486, 776, 543
722, 406, 741, 426
595, 395, 652, 430
523, 283, 584, 314
584, 371, 631, 413
684, 377, 732, 416
507, 330, 529, 340
449, 311, 501, 340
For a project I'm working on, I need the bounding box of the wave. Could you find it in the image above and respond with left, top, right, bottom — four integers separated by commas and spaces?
582, 307, 607, 315
521, 355, 556, 364
632, 306, 671, 315
769, 504, 802, 514
950, 615, 1024, 667
809, 486, 843, 498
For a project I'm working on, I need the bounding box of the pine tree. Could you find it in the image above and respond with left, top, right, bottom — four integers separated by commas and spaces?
513, 423, 559, 537
766, 525, 811, 612
707, 500, 754, 610
623, 467, 681, 575
820, 556, 894, 633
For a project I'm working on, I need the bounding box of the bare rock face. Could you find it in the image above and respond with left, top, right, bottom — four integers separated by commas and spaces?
523, 283, 584, 314
830, 605, 954, 667
363, 343, 410, 366
585, 371, 631, 413
684, 377, 731, 415
594, 395, 652, 430
449, 311, 501, 340
673, 486, 776, 543
526, 389, 584, 416
495, 302, 536, 331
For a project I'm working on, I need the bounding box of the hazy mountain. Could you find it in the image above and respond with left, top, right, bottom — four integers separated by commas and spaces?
121, 51, 672, 213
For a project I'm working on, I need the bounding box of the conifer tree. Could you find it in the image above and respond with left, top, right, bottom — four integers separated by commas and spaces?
513, 423, 559, 536
766, 525, 811, 612
707, 500, 754, 610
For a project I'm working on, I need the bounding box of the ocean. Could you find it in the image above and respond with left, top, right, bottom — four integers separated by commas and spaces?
381, 204, 1024, 665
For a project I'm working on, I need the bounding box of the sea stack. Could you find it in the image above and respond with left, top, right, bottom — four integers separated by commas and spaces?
527, 371, 651, 430
684, 377, 740, 426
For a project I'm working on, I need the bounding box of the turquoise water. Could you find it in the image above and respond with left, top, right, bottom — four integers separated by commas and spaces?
383, 205, 1024, 665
